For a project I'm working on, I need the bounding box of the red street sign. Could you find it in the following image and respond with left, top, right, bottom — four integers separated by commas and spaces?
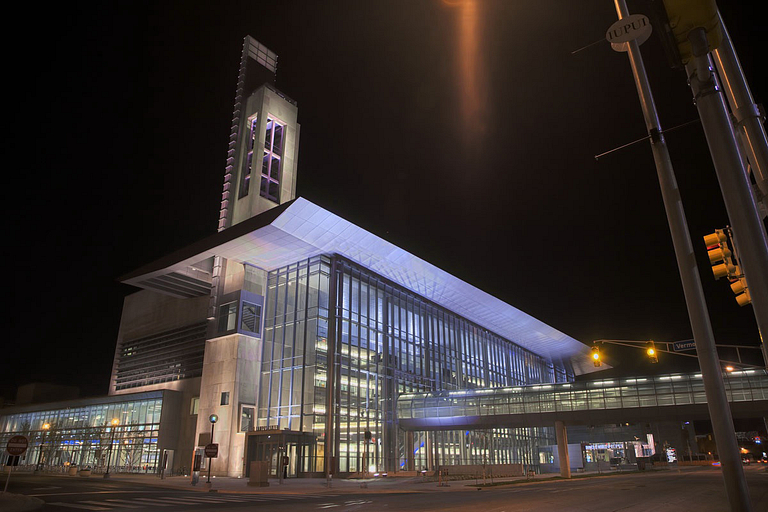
6, 436, 29, 456
204, 443, 218, 458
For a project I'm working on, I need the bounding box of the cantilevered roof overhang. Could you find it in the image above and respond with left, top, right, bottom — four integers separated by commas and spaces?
121, 197, 599, 374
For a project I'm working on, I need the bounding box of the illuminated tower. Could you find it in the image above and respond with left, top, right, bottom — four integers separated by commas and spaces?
218, 37, 300, 231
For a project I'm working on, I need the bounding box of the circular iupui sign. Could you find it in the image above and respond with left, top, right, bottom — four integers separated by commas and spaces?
606, 14, 652, 52
6, 435, 29, 456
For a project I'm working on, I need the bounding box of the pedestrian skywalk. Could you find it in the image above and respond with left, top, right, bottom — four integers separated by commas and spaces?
397, 369, 768, 429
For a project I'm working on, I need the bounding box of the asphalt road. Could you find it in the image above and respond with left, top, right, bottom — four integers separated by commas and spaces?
5, 465, 768, 511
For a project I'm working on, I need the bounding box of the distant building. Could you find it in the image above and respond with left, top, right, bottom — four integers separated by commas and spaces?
0, 37, 597, 477
15, 383, 80, 406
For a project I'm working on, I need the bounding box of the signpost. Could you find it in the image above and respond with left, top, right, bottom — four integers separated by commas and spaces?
605, 13, 652, 52
4, 436, 28, 493
204, 444, 218, 458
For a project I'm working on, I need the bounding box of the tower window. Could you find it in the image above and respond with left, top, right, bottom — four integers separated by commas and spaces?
260, 117, 284, 202
239, 117, 259, 199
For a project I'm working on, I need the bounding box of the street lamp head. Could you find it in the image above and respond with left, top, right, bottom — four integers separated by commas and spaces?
42, 423, 50, 430
209, 414, 219, 424
111, 418, 119, 426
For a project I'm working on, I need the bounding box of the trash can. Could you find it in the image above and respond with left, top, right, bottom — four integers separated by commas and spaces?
637, 457, 649, 471
248, 461, 270, 487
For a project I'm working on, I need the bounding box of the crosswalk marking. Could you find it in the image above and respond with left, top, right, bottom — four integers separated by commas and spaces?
50, 492, 346, 510
132, 497, 175, 506
80, 501, 141, 509
104, 499, 146, 508
151, 497, 213, 504
181, 496, 241, 503
49, 503, 111, 511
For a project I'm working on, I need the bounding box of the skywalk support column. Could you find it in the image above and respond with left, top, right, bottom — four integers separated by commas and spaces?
555, 421, 570, 479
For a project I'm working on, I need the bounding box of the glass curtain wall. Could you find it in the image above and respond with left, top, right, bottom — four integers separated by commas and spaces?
259, 255, 572, 475
0, 398, 163, 472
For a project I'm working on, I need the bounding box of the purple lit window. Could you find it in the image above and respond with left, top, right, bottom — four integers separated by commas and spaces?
239, 117, 259, 199
260, 116, 284, 202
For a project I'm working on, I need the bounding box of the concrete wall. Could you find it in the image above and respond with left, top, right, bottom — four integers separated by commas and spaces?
113, 290, 209, 351
110, 289, 210, 473
230, 85, 299, 229
195, 333, 262, 477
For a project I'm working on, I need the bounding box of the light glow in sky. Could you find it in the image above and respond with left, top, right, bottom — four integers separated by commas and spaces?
444, 0, 486, 139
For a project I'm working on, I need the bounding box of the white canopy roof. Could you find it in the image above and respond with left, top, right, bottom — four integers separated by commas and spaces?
123, 197, 599, 374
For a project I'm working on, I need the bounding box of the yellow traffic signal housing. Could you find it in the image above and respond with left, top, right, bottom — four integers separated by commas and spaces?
661, 0, 722, 64
591, 346, 602, 367
646, 342, 659, 363
703, 230, 727, 247
703, 228, 752, 306
703, 229, 737, 280
730, 278, 752, 307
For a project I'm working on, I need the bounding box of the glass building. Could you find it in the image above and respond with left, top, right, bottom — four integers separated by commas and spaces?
0, 37, 597, 479
256, 255, 576, 475
0, 391, 176, 473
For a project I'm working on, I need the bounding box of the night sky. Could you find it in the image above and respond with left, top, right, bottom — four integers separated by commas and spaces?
7, 1, 766, 401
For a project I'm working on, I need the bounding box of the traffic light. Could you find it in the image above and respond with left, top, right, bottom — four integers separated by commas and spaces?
703, 229, 737, 280
591, 346, 601, 367
703, 228, 751, 306
661, 0, 722, 65
646, 341, 659, 363
729, 277, 752, 307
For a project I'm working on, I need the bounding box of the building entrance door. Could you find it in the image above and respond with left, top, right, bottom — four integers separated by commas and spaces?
244, 430, 315, 478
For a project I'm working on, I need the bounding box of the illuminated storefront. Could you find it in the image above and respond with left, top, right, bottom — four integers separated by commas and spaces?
0, 391, 179, 473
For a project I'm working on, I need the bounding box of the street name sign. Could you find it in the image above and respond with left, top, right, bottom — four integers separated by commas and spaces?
672, 340, 697, 352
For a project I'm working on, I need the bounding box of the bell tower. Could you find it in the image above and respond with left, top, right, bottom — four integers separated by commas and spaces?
218, 37, 300, 232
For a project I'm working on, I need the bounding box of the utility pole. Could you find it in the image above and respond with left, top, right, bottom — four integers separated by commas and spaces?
611, 1, 751, 510
686, 21, 768, 368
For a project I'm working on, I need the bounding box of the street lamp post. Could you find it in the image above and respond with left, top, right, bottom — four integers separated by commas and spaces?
104, 419, 119, 479
207, 414, 218, 484
35, 423, 50, 473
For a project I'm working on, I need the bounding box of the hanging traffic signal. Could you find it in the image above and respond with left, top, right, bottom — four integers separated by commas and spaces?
646, 341, 659, 363
703, 228, 751, 306
660, 0, 722, 65
591, 346, 602, 367
703, 229, 737, 280
729, 277, 752, 307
